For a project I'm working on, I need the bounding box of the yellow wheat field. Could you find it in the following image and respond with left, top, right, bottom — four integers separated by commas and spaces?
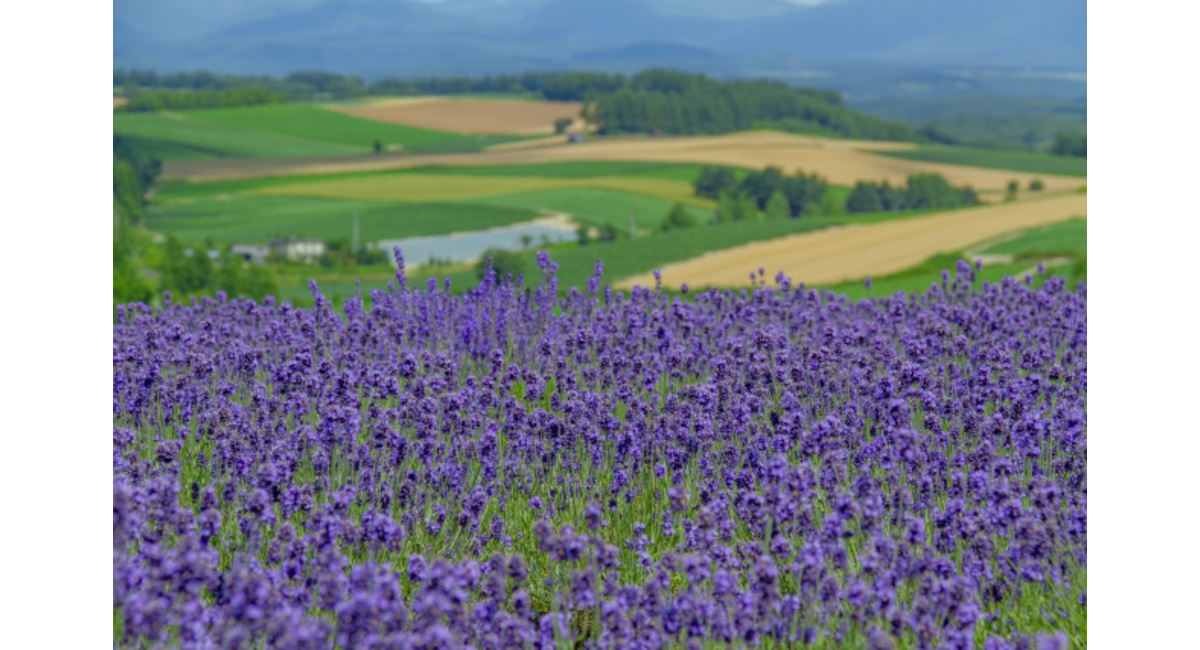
330, 98, 585, 135
617, 192, 1087, 290
163, 131, 1084, 198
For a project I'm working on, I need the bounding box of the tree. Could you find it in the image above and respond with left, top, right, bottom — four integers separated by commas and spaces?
907, 173, 966, 210
735, 192, 761, 221
373, 140, 383, 154
1005, 180, 1019, 201
782, 173, 828, 217
113, 241, 153, 304
765, 190, 791, 219
553, 117, 573, 134
694, 167, 737, 199
714, 190, 736, 223
1050, 133, 1086, 157
846, 182, 884, 214
661, 203, 697, 231
476, 249, 526, 284
1029, 179, 1044, 192
739, 166, 785, 209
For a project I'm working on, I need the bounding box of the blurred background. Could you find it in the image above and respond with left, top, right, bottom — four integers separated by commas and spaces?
113, 0, 1086, 306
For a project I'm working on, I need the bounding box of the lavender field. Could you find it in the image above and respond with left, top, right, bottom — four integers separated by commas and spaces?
113, 253, 1086, 649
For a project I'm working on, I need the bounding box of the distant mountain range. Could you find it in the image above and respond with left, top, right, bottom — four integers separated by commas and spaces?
114, 0, 1085, 98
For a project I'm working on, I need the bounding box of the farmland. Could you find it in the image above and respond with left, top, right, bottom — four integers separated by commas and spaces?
161, 130, 1083, 199
333, 97, 586, 135
617, 193, 1086, 290
114, 76, 1087, 650
145, 195, 541, 243
115, 104, 534, 161
876, 145, 1088, 178
136, 117, 1086, 307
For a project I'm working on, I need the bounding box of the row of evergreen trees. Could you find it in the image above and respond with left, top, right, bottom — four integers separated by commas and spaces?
846, 174, 980, 213
694, 166, 833, 218
114, 69, 626, 103
114, 68, 919, 141
118, 88, 288, 112
1050, 133, 1087, 157
591, 71, 920, 141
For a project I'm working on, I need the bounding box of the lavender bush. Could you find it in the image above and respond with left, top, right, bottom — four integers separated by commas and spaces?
113, 252, 1086, 648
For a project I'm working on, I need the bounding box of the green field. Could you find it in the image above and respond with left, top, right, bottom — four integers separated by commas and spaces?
873, 145, 1089, 178
184, 105, 475, 150
818, 217, 1088, 299
114, 112, 360, 159
876, 145, 1087, 177
115, 104, 534, 160
152, 161, 729, 202
472, 188, 710, 232
146, 195, 539, 243
408, 161, 727, 181
976, 217, 1087, 258
251, 173, 709, 207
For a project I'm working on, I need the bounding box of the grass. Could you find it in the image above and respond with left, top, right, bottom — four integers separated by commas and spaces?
818, 217, 1088, 299
405, 161, 729, 181
114, 112, 360, 160
184, 104, 476, 151
875, 145, 1087, 177
115, 105, 537, 161
975, 217, 1087, 258
250, 173, 708, 207
471, 188, 710, 231
269, 204, 966, 307
145, 195, 539, 243
152, 161, 727, 202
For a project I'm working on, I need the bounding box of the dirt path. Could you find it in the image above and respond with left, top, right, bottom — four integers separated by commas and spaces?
615, 193, 1087, 290
161, 131, 1083, 195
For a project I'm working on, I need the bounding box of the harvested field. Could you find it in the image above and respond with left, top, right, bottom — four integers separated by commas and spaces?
616, 192, 1087, 289
162, 131, 1084, 196
114, 97, 128, 108
331, 98, 585, 135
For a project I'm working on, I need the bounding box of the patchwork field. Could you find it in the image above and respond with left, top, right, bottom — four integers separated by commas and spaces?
116, 105, 533, 160
249, 172, 708, 207
470, 188, 711, 232
162, 131, 1084, 198
877, 145, 1088, 177
145, 195, 539, 243
616, 192, 1087, 289
114, 112, 362, 159
333, 97, 585, 135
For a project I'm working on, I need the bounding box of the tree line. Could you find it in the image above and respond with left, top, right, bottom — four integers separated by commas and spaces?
1050, 133, 1086, 157
589, 70, 920, 141
118, 88, 288, 112
694, 166, 834, 219
114, 68, 920, 141
846, 174, 980, 213
114, 69, 626, 102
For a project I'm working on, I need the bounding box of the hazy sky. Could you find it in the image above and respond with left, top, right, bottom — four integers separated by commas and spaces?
115, 0, 842, 40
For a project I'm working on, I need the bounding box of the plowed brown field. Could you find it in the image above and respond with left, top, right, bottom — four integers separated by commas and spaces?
616, 192, 1087, 290
162, 131, 1083, 198
331, 98, 584, 135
